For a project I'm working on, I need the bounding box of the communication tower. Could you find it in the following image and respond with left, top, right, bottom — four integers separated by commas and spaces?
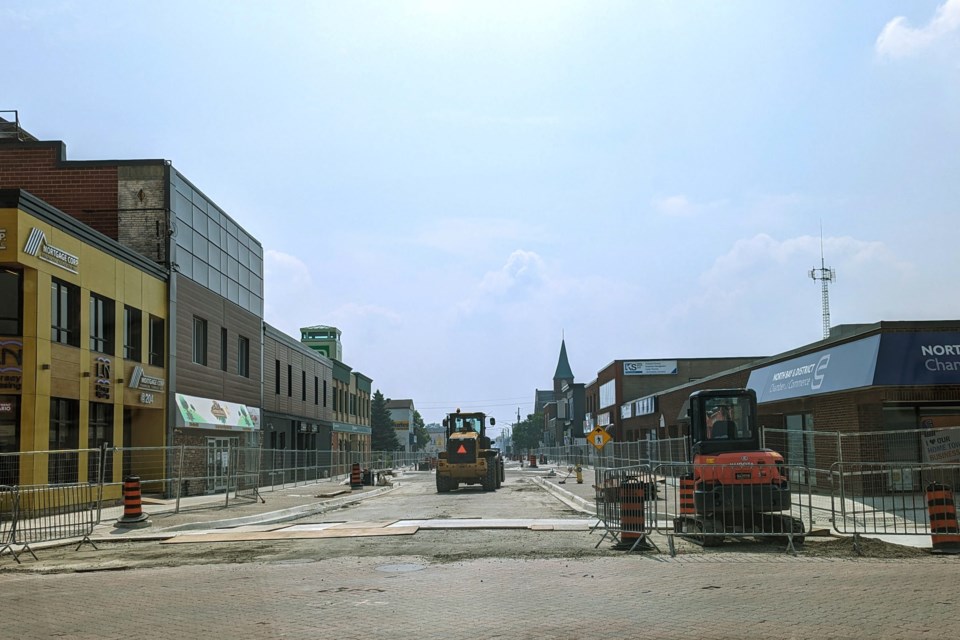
808, 229, 836, 340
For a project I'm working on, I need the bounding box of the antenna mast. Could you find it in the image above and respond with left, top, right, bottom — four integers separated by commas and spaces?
808, 225, 836, 340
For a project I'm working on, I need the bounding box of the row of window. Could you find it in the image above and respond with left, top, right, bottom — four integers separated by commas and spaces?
273, 360, 327, 406
49, 278, 166, 366
192, 316, 251, 378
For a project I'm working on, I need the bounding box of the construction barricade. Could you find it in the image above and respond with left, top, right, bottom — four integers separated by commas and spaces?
650, 462, 811, 556
593, 465, 658, 553
1, 485, 16, 561
6, 482, 102, 562
831, 462, 960, 554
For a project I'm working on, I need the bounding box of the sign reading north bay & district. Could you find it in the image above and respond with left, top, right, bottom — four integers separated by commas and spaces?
746, 335, 880, 403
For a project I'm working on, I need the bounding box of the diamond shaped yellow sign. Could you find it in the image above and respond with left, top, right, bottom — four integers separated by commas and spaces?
588, 426, 611, 451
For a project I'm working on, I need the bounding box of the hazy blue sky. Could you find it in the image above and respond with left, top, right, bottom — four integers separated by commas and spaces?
4, 1, 959, 430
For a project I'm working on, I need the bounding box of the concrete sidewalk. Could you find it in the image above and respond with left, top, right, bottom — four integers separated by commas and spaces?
87, 472, 401, 542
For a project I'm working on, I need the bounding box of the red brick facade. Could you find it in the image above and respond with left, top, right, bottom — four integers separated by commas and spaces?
0, 142, 120, 238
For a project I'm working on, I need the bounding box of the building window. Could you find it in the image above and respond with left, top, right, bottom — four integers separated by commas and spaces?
323, 380, 327, 407
0, 395, 20, 485
302, 370, 306, 401
193, 316, 207, 365
287, 364, 292, 397
220, 328, 228, 371
238, 336, 250, 378
122, 306, 142, 362
332, 386, 338, 412
275, 360, 281, 395
88, 402, 114, 483
0, 269, 22, 336
314, 376, 319, 405
51, 278, 80, 347
89, 293, 115, 355
49, 398, 79, 484
148, 315, 165, 367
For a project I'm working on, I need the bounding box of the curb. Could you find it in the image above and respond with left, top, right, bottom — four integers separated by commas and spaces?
531, 476, 596, 515
155, 483, 399, 532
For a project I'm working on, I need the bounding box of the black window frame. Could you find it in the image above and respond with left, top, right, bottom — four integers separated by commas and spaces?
0, 269, 23, 336
89, 292, 115, 355
193, 316, 208, 366
148, 315, 165, 367
88, 402, 114, 483
220, 327, 228, 372
122, 305, 142, 362
51, 278, 80, 347
238, 335, 250, 378
49, 397, 79, 484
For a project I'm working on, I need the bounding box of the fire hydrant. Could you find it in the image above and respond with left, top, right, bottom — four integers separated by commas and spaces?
575, 464, 583, 484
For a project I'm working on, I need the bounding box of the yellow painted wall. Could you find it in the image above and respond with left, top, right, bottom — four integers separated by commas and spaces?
0, 205, 169, 486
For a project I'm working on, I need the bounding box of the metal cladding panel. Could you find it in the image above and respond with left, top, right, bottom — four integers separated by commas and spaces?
448, 438, 477, 464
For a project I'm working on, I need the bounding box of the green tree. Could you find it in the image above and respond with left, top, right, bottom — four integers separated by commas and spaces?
512, 412, 543, 453
371, 390, 401, 451
412, 410, 430, 452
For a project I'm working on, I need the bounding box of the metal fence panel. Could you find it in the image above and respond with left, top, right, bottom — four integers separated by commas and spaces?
593, 465, 658, 552
650, 462, 811, 555
0, 485, 16, 560
830, 462, 960, 539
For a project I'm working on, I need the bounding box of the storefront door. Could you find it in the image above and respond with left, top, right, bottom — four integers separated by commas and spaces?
786, 413, 816, 487
206, 437, 232, 493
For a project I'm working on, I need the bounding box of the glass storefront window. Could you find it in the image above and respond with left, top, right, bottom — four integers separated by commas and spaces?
0, 269, 22, 335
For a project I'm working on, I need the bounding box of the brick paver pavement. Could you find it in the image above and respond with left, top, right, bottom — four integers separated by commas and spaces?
2, 553, 957, 639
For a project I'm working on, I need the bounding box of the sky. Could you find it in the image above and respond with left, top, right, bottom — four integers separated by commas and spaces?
3, 1, 959, 433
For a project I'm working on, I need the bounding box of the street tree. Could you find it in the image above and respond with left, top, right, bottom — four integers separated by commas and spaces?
512, 412, 543, 453
412, 410, 429, 452
371, 390, 401, 451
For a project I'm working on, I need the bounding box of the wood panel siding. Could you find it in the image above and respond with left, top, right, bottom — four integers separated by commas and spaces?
262, 328, 333, 423
175, 277, 261, 405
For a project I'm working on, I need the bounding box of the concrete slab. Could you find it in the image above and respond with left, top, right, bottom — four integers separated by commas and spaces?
160, 526, 419, 544
388, 518, 599, 530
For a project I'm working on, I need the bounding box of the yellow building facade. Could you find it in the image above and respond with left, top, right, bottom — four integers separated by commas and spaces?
0, 190, 168, 491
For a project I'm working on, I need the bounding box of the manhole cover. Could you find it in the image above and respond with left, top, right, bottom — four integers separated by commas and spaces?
376, 563, 426, 573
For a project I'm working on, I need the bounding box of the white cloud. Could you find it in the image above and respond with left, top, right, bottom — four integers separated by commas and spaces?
662, 233, 914, 354
264, 249, 313, 288
477, 249, 546, 296
876, 0, 960, 59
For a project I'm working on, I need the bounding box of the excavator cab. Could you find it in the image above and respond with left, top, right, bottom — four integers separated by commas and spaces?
689, 389, 760, 456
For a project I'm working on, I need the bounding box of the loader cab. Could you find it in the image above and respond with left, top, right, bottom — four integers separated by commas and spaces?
443, 411, 495, 439
689, 388, 760, 456
443, 410, 497, 452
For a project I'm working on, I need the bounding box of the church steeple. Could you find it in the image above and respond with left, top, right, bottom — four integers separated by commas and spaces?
553, 339, 574, 382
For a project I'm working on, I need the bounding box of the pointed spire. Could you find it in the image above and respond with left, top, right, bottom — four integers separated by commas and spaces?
553, 339, 574, 381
